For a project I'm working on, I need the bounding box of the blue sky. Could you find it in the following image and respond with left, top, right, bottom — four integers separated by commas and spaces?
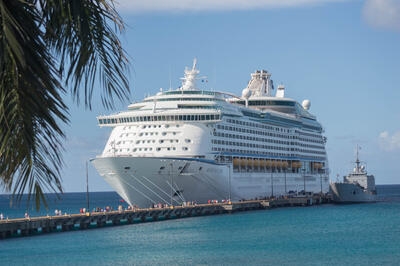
58, 0, 400, 192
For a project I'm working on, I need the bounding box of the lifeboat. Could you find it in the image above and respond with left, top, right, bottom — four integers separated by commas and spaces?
240, 158, 247, 167
282, 161, 289, 169
253, 159, 260, 168
266, 160, 272, 167
292, 161, 301, 168
233, 158, 240, 167
314, 162, 323, 169
260, 159, 266, 168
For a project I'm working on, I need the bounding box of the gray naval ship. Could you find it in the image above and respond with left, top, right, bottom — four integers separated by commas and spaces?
330, 146, 377, 203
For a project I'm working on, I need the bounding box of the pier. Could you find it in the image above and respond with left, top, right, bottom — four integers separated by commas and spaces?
0, 195, 331, 239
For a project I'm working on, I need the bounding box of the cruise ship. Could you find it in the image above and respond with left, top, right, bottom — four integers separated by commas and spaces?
92, 59, 329, 207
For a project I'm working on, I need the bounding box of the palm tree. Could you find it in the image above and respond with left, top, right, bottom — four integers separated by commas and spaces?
0, 0, 130, 209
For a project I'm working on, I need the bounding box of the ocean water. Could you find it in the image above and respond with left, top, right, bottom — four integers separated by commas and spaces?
1, 185, 400, 265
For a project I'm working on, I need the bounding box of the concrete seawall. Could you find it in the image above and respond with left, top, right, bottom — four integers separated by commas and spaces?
0, 195, 332, 239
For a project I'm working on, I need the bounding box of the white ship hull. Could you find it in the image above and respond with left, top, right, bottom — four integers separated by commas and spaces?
92, 156, 330, 207
330, 183, 376, 203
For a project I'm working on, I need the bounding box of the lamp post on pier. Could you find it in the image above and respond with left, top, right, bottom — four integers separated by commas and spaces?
86, 161, 90, 212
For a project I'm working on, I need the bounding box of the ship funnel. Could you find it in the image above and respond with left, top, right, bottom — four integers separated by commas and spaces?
276, 84, 285, 98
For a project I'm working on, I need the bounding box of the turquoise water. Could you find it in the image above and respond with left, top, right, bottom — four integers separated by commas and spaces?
1, 185, 400, 265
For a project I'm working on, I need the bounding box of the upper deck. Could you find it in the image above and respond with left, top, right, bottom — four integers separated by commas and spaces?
96, 59, 322, 132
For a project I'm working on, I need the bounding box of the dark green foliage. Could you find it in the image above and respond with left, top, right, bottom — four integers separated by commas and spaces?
0, 0, 129, 210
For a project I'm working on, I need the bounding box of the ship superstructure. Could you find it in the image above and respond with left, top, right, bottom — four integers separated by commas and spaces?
92, 59, 329, 207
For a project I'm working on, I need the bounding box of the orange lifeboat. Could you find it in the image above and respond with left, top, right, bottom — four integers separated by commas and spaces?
253, 159, 260, 168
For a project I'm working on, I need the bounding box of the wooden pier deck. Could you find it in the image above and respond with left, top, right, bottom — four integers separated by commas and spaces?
0, 195, 332, 239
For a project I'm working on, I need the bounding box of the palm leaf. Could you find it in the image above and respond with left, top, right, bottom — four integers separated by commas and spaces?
0, 0, 130, 210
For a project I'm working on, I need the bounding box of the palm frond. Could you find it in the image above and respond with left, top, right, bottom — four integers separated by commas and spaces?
0, 0, 67, 209
40, 0, 130, 109
0, 0, 130, 210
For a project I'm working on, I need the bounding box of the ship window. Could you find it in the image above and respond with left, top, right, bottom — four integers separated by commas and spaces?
182, 147, 188, 151
156, 148, 161, 151
206, 115, 210, 120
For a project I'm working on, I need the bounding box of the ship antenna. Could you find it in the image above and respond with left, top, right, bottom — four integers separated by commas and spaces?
355, 144, 361, 172
192, 57, 197, 71
169, 66, 172, 90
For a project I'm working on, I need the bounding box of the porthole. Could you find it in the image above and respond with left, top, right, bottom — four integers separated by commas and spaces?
162, 132, 167, 136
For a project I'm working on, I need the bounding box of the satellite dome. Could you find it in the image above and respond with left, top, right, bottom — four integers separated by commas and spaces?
302, 99, 311, 110
242, 88, 252, 99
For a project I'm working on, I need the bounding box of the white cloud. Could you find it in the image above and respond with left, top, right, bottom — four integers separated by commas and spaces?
363, 0, 400, 31
116, 0, 348, 13
378, 130, 400, 151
